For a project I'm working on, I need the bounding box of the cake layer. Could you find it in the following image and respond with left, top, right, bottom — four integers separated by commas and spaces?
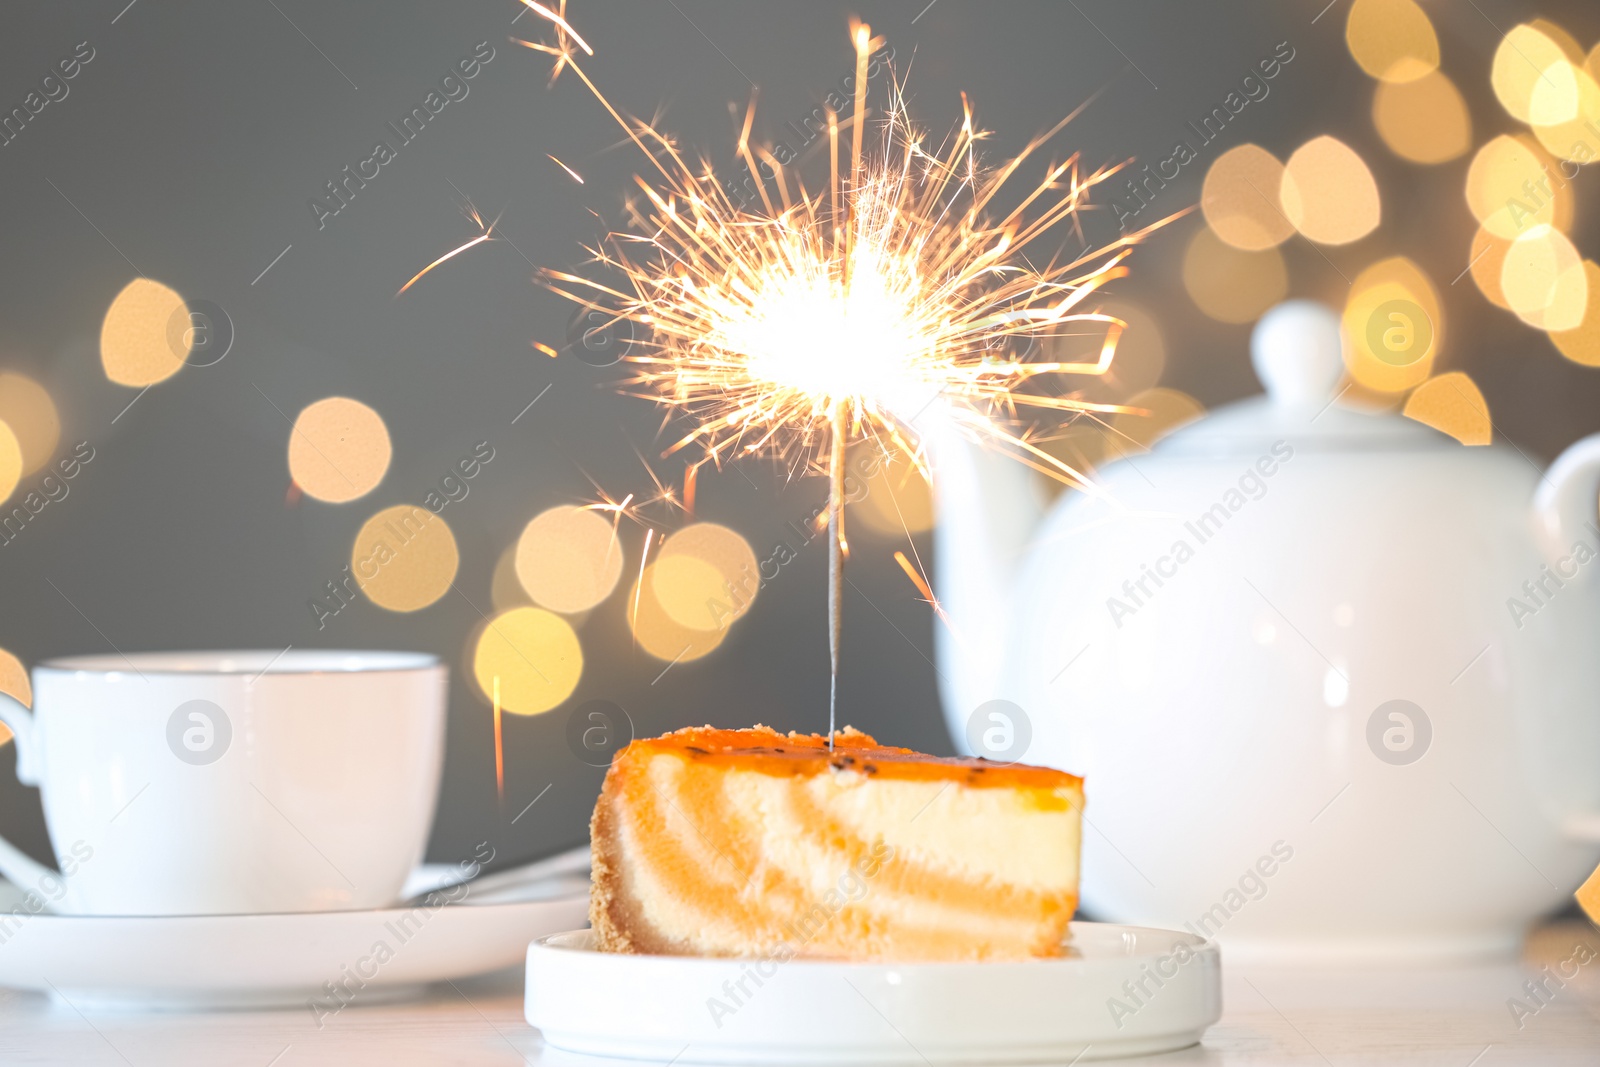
590, 725, 1083, 961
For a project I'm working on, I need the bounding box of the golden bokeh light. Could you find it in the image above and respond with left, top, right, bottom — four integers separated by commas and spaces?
100, 278, 188, 387
1532, 63, 1600, 163
288, 397, 392, 504
1469, 227, 1514, 310
653, 523, 758, 631
1280, 136, 1381, 245
1549, 261, 1600, 366
1038, 421, 1111, 480
1493, 24, 1581, 124
1200, 145, 1293, 251
1182, 226, 1287, 323
1373, 70, 1471, 163
0, 373, 60, 476
491, 540, 534, 612
350, 504, 459, 612
1342, 256, 1441, 393
1345, 0, 1439, 82
515, 505, 624, 614
1093, 302, 1167, 398
1529, 18, 1585, 64
1527, 60, 1584, 126
630, 564, 729, 663
0, 647, 29, 746
851, 442, 934, 537
1403, 372, 1491, 445
1108, 388, 1206, 454
1044, 300, 1165, 405
1465, 135, 1571, 239
472, 606, 582, 715
0, 422, 21, 506
1502, 225, 1587, 332
651, 554, 729, 631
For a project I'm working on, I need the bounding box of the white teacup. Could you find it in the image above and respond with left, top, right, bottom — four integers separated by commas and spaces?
0, 650, 447, 916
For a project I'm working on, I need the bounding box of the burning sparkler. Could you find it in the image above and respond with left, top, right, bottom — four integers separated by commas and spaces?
513, 1, 1167, 743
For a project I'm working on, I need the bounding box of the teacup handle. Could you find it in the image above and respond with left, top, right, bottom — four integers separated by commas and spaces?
0, 692, 57, 889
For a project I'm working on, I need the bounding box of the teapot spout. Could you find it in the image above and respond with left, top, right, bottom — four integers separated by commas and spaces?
926, 419, 1047, 723
1534, 433, 1600, 571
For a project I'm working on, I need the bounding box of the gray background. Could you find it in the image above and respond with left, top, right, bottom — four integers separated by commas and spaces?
1, 0, 1597, 872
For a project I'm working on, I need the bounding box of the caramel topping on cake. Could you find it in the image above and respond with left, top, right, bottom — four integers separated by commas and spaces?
590, 724, 1083, 962
626, 725, 1078, 795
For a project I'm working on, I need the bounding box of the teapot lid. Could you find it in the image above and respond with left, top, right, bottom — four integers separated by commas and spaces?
1154, 300, 1449, 455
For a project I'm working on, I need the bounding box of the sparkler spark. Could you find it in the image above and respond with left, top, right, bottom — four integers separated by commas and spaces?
576, 444, 686, 532
516, 3, 1169, 742
894, 549, 947, 619
631, 527, 656, 642
547, 153, 585, 184
396, 204, 499, 297
493, 674, 505, 805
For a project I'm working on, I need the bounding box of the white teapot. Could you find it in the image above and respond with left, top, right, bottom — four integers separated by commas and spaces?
931, 300, 1600, 962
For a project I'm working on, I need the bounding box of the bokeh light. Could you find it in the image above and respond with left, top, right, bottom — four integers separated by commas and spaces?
1045, 300, 1165, 405
1530, 18, 1585, 64
1465, 135, 1571, 240
515, 505, 624, 614
491, 540, 534, 612
0, 422, 21, 505
472, 607, 582, 716
652, 523, 758, 631
851, 442, 934, 537
1502, 225, 1587, 332
1200, 145, 1293, 251
1038, 421, 1111, 480
1528, 58, 1584, 129
0, 373, 60, 476
1532, 63, 1600, 163
0, 647, 29, 746
350, 504, 459, 612
1182, 226, 1287, 323
1345, 0, 1439, 83
288, 397, 392, 503
1493, 23, 1581, 123
1373, 71, 1471, 163
1403, 372, 1491, 445
1108, 388, 1205, 454
1280, 136, 1381, 245
1342, 256, 1441, 393
1092, 302, 1167, 398
651, 554, 728, 631
629, 564, 729, 662
1549, 261, 1600, 366
1469, 227, 1514, 310
100, 278, 188, 387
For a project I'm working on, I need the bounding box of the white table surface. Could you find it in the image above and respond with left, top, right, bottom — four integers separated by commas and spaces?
1, 920, 1597, 1066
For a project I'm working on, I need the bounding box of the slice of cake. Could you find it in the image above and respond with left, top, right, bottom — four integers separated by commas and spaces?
589, 724, 1083, 961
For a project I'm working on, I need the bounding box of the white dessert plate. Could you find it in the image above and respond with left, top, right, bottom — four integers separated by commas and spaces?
526, 921, 1221, 1065
0, 856, 589, 1010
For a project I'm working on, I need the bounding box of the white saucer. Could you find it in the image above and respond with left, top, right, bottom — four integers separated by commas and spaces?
0, 867, 589, 1010
526, 922, 1221, 1064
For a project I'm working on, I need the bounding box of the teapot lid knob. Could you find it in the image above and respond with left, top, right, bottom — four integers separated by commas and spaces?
1251, 300, 1345, 409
